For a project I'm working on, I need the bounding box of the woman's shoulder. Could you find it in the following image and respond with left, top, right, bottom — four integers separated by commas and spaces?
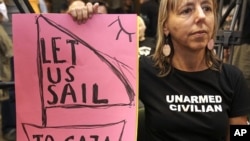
221, 63, 245, 81
222, 63, 243, 74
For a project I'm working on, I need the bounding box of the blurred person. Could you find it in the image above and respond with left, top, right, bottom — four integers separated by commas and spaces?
222, 0, 250, 120
3, 0, 30, 39
122, 0, 134, 13
138, 15, 156, 57
46, 0, 69, 13
138, 15, 156, 110
0, 0, 33, 140
67, 1, 250, 141
105, 0, 120, 13
139, 0, 159, 38
0, 0, 8, 22
44, 0, 52, 13
59, 1, 71, 13
221, 0, 250, 121
0, 1, 15, 140
0, 0, 11, 85
231, 1, 250, 89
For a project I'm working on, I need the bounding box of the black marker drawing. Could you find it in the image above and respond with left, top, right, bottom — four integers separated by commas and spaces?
22, 120, 126, 141
108, 16, 136, 42
36, 14, 135, 126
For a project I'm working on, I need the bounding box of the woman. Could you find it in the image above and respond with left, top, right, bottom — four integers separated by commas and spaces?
67, 0, 250, 140
138, 15, 156, 57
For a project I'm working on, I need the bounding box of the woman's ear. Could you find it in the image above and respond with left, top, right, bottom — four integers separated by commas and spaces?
163, 26, 169, 36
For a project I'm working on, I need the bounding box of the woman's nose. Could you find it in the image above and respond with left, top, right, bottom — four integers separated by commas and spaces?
195, 6, 206, 22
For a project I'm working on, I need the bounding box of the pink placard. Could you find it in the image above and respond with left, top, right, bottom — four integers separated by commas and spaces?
13, 14, 137, 141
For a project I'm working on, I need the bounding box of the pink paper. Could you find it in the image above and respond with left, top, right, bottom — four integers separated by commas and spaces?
13, 14, 137, 141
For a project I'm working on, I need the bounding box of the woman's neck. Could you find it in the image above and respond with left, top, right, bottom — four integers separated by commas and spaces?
172, 51, 209, 72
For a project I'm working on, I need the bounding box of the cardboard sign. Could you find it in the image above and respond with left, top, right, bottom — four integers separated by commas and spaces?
13, 14, 137, 141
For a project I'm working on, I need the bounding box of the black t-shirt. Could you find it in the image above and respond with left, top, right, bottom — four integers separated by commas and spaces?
139, 56, 250, 141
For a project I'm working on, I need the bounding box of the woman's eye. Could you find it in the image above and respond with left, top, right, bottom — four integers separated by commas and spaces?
181, 8, 193, 15
203, 6, 212, 12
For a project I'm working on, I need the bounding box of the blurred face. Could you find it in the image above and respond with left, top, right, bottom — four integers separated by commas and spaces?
164, 0, 215, 51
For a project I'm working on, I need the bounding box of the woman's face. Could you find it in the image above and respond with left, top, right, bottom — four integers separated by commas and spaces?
165, 0, 215, 51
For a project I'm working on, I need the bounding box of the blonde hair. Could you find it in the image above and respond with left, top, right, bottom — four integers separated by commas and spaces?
152, 0, 221, 77
137, 16, 146, 41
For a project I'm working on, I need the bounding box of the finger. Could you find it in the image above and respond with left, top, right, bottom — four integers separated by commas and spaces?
76, 8, 84, 23
81, 6, 88, 23
67, 1, 87, 23
86, 2, 94, 18
68, 9, 77, 21
67, 4, 77, 21
93, 3, 100, 14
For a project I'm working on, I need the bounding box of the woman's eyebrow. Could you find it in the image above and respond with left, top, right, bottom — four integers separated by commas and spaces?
177, 0, 212, 11
201, 0, 213, 5
178, 1, 194, 10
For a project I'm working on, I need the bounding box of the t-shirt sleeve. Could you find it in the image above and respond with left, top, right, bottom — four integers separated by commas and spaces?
226, 65, 250, 117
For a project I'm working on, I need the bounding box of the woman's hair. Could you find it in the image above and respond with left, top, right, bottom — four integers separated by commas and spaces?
138, 16, 146, 41
152, 0, 221, 77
